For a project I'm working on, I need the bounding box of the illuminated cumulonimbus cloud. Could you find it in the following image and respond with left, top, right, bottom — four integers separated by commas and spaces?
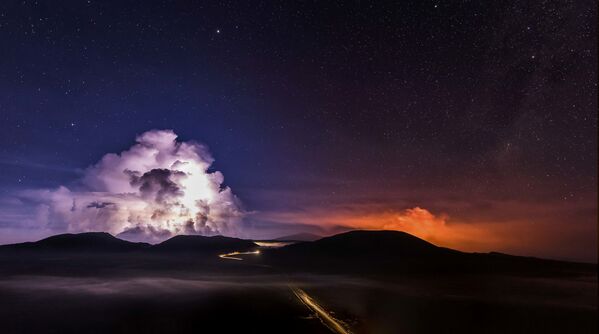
24, 130, 244, 242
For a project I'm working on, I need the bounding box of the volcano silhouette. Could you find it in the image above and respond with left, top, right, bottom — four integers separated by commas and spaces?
152, 235, 257, 254
263, 230, 593, 276
0, 232, 149, 252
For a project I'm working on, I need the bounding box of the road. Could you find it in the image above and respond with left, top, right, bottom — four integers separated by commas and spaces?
290, 286, 352, 334
218, 247, 353, 334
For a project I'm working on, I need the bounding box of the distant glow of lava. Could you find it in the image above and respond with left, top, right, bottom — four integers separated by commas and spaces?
258, 206, 512, 253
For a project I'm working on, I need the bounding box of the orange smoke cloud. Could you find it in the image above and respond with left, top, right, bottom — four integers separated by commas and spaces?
378, 207, 448, 240
315, 206, 500, 251
259, 206, 533, 254
253, 187, 596, 261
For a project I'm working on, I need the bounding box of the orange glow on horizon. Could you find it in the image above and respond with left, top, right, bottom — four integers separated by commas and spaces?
319, 206, 500, 251
259, 205, 597, 259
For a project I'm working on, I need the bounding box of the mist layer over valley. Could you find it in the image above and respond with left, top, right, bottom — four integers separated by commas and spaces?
0, 231, 595, 334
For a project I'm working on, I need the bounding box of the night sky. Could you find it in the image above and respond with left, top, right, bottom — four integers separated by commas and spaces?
0, 1, 596, 261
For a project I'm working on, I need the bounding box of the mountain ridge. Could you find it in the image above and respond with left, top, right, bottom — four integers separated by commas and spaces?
274, 232, 322, 242
263, 230, 596, 276
152, 234, 257, 253
0, 232, 257, 254
0, 232, 150, 252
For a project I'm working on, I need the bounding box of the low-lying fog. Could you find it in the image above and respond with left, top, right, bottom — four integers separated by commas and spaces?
0, 270, 595, 334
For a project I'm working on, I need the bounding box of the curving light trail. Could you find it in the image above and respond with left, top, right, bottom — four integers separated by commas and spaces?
216, 248, 353, 334
290, 286, 351, 334
218, 250, 260, 261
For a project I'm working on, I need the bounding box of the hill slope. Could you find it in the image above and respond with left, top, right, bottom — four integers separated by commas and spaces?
0, 232, 149, 252
264, 230, 595, 276
152, 235, 257, 254
274, 232, 322, 242
273, 230, 455, 257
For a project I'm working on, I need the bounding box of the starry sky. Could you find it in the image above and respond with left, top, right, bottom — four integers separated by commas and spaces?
0, 1, 596, 261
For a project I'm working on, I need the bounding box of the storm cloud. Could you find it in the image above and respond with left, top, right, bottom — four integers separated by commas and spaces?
14, 130, 245, 243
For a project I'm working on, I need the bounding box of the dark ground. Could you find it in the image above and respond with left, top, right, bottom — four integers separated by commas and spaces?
0, 231, 596, 333
0, 254, 596, 334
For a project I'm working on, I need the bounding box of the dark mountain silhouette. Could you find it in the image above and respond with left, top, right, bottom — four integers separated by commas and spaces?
274, 232, 322, 242
263, 230, 595, 276
0, 233, 258, 255
152, 235, 257, 254
272, 230, 456, 257
0, 230, 594, 277
0, 232, 149, 253
0, 230, 594, 334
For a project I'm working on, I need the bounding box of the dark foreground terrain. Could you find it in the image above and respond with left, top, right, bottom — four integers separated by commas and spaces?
0, 231, 596, 334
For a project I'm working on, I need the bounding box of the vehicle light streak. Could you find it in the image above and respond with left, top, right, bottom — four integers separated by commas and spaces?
218, 250, 260, 261
217, 248, 352, 333
290, 286, 351, 334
